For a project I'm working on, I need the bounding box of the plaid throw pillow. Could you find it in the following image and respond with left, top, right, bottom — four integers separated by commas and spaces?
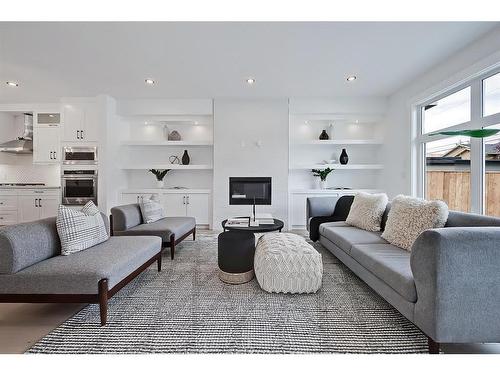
139, 198, 165, 224
56, 201, 109, 255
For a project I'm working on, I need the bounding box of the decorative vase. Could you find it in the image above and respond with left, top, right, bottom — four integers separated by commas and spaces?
319, 129, 329, 140
319, 180, 327, 189
182, 150, 190, 165
168, 130, 181, 141
339, 148, 349, 165
157, 180, 165, 188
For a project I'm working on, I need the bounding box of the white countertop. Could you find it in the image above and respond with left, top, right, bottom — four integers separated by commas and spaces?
0, 186, 61, 190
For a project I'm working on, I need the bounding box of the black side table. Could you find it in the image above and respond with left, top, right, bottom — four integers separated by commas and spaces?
218, 231, 256, 284
221, 218, 284, 233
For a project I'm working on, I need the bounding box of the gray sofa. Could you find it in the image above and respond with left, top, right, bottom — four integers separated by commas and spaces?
0, 214, 162, 326
110, 204, 196, 260
307, 196, 500, 353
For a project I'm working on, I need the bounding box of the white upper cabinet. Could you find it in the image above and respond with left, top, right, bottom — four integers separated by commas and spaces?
33, 124, 61, 163
62, 102, 99, 142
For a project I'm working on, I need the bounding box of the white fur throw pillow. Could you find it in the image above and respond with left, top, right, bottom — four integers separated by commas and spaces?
381, 195, 449, 251
345, 192, 388, 231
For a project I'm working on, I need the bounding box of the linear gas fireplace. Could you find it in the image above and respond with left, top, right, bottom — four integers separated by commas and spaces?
229, 177, 271, 205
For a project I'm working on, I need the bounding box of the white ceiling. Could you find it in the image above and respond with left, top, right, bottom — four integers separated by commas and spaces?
0, 22, 498, 101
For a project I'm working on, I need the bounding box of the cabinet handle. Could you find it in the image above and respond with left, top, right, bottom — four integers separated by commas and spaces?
76, 130, 80, 139
136, 195, 139, 203
186, 196, 190, 205
34, 198, 38, 208
183, 196, 186, 205
53, 151, 57, 160
81, 129, 84, 139
49, 151, 52, 159
39, 198, 42, 207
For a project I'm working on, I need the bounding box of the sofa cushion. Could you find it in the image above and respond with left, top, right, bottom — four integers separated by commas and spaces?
320, 224, 388, 253
319, 221, 349, 236
350, 243, 417, 302
114, 216, 196, 242
0, 236, 161, 294
346, 192, 388, 231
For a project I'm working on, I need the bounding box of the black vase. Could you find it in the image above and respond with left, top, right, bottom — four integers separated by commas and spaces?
339, 148, 349, 165
319, 129, 329, 140
182, 150, 190, 165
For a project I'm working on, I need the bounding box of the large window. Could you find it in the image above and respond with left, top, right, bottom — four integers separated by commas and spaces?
416, 66, 500, 217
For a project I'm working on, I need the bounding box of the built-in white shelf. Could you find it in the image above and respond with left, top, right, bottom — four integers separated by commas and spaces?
121, 164, 213, 170
121, 140, 213, 146
121, 188, 211, 194
291, 164, 383, 170
294, 139, 383, 145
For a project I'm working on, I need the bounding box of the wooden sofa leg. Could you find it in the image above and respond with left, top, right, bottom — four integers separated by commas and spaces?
157, 253, 162, 272
193, 227, 196, 241
170, 234, 176, 260
428, 337, 440, 354
98, 279, 109, 326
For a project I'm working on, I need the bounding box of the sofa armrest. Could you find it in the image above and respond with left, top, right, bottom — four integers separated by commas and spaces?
110, 204, 142, 232
306, 196, 340, 229
410, 227, 500, 343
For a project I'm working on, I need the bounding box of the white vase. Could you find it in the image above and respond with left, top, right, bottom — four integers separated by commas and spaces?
319, 180, 327, 190
157, 180, 164, 188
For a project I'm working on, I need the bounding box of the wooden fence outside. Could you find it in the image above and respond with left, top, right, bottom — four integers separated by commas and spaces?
426, 171, 500, 217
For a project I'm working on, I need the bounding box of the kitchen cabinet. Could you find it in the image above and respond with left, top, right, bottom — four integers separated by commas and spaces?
121, 193, 156, 205
0, 193, 18, 226
163, 193, 189, 217
17, 190, 61, 223
162, 193, 210, 225
62, 102, 99, 142
33, 124, 61, 163
121, 189, 211, 226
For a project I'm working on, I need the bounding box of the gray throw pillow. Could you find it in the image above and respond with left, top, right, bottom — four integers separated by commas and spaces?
139, 198, 165, 224
56, 201, 109, 255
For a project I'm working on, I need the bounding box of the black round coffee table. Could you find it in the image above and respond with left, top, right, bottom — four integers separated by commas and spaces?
221, 217, 284, 233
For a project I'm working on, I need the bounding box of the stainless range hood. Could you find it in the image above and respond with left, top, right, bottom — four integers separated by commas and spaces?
0, 113, 33, 154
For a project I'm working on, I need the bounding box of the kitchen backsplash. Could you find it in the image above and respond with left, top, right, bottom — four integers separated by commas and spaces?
0, 164, 60, 185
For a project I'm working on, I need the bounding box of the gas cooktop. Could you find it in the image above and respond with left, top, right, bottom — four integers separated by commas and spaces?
0, 183, 46, 187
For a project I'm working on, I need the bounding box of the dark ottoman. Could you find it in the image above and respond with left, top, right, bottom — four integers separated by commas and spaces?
217, 231, 255, 284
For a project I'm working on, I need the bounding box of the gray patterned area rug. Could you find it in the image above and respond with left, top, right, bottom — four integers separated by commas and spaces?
28, 231, 428, 354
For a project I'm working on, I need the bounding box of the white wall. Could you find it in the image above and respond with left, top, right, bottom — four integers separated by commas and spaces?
213, 98, 289, 228
381, 26, 500, 198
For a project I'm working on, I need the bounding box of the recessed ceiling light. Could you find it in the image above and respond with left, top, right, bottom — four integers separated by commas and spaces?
6, 81, 19, 87
246, 78, 256, 85
346, 75, 357, 82
145, 79, 155, 85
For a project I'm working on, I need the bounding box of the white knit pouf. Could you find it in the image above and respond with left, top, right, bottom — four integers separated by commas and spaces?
254, 233, 323, 294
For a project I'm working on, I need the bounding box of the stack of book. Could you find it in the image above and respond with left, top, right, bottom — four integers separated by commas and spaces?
225, 217, 249, 228
254, 213, 274, 225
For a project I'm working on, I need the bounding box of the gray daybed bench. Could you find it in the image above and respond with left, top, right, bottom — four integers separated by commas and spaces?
307, 195, 500, 354
110, 203, 196, 260
0, 214, 162, 326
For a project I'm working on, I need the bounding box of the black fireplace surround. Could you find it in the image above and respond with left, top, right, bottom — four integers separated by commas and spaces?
229, 177, 271, 205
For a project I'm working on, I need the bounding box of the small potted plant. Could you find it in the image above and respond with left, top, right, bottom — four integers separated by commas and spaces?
149, 169, 171, 188
311, 167, 333, 189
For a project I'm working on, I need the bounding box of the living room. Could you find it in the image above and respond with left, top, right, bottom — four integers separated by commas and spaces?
1, 1, 500, 372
